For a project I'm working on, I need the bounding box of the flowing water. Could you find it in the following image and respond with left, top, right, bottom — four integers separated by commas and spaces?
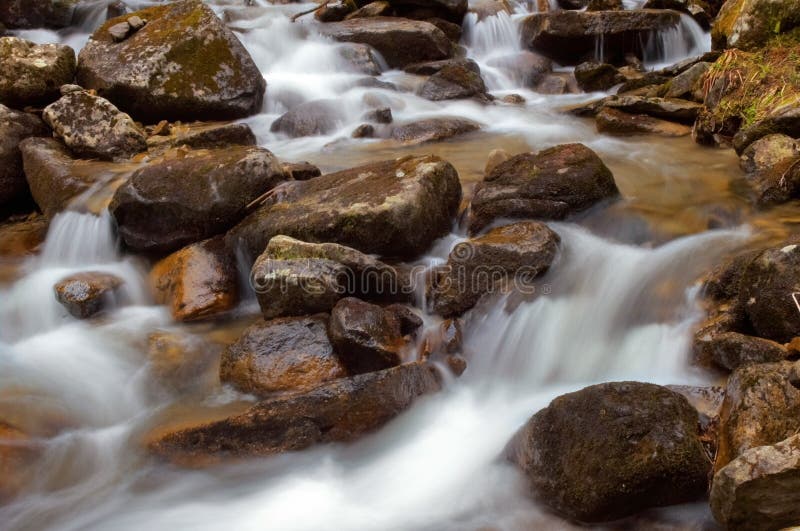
0, 1, 787, 529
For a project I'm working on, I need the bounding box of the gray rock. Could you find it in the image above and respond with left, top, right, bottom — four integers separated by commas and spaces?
0, 105, 48, 206
0, 37, 76, 108
417, 63, 487, 101
270, 99, 344, 138
739, 133, 800, 174
390, 117, 480, 145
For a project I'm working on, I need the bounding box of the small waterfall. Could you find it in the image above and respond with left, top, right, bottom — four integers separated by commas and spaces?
643, 14, 710, 68
39, 211, 119, 267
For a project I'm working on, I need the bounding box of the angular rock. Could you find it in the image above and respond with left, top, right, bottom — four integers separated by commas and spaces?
282, 161, 321, 181
740, 133, 800, 174
520, 10, 682, 66
659, 61, 709, 100
145, 121, 257, 154
417, 63, 486, 101
147, 362, 441, 465
702, 330, 789, 371
0, 37, 76, 108
270, 99, 344, 138
110, 145, 286, 253
54, 271, 124, 318
0, 105, 48, 206
0, 0, 81, 29
228, 155, 462, 260
601, 95, 702, 124
711, 433, 800, 531
346, 1, 393, 19
317, 17, 452, 69
42, 89, 146, 161
745, 156, 800, 208
430, 222, 560, 316
328, 297, 420, 374
76, 0, 266, 123
506, 382, 710, 522
220, 315, 348, 396
149, 237, 238, 322
716, 361, 800, 470
596, 107, 692, 137
733, 101, 800, 155
574, 62, 624, 92
336, 42, 385, 75
468, 143, 619, 233
712, 0, 800, 51
390, 117, 480, 145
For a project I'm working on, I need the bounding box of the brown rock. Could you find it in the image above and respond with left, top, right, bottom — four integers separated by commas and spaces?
0, 105, 49, 206
147, 330, 221, 394
417, 64, 487, 101
390, 117, 480, 145
596, 107, 692, 137
0, 421, 39, 503
0, 37, 76, 108
574, 62, 624, 92
54, 271, 124, 318
739, 133, 800, 174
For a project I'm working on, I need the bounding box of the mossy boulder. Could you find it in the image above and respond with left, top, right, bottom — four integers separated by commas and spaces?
227, 155, 462, 260
712, 0, 800, 51
506, 382, 710, 522
0, 37, 76, 108
76, 0, 266, 123
0, 0, 81, 29
110, 145, 287, 253
0, 105, 48, 207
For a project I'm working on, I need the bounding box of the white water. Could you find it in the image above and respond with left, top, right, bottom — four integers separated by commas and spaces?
0, 1, 732, 529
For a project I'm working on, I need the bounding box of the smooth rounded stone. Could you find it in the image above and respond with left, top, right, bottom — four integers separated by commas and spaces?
520, 10, 682, 65
501, 93, 527, 103
345, 1, 393, 19
336, 43, 385, 75
110, 146, 286, 253
351, 123, 374, 138
0, 105, 48, 206
484, 148, 510, 175
0, 0, 81, 29
146, 330, 220, 394
658, 61, 709, 100
270, 99, 344, 138
536, 74, 573, 95
429, 221, 560, 317
404, 57, 479, 76
316, 17, 452, 69
0, 37, 76, 108
698, 330, 789, 371
227, 155, 462, 260
250, 236, 412, 319
740, 133, 800, 174
76, 0, 266, 123
739, 244, 800, 343
596, 107, 692, 137
468, 143, 619, 233
417, 63, 487, 101
485, 51, 552, 88
715, 361, 800, 471
145, 121, 257, 155
712, 0, 800, 51
147, 362, 442, 465
281, 161, 321, 181
220, 315, 348, 397
315, 0, 354, 22
42, 90, 146, 161
385, 0, 466, 24
574, 62, 624, 92
149, 237, 238, 322
362, 107, 392, 124
54, 271, 124, 319
328, 297, 420, 374
733, 100, 800, 155
711, 433, 800, 531
600, 95, 702, 124
390, 117, 480, 145
506, 382, 710, 523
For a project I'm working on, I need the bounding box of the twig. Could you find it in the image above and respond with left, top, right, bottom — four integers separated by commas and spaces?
290, 0, 330, 22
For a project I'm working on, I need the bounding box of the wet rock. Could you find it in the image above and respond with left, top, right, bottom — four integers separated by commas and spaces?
745, 156, 800, 208
600, 95, 702, 124
617, 72, 672, 94
536, 74, 572, 94
0, 0, 80, 29
520, 10, 682, 66
351, 123, 374, 138
147, 330, 220, 394
336, 42, 384, 75
733, 101, 800, 155
110, 145, 286, 253
739, 244, 800, 343
328, 297, 420, 374
345, 1, 393, 19
712, 0, 800, 51
76, 0, 266, 123
315, 0, 354, 22
0, 213, 48, 257
596, 107, 692, 137
644, 0, 710, 28
501, 93, 527, 103
386, 0, 467, 24
485, 148, 510, 175
715, 361, 800, 470
557, 0, 589, 8
586, 0, 623, 9
42, 89, 146, 161
711, 432, 800, 531
574, 62, 624, 92
701, 331, 789, 371
282, 161, 321, 181
739, 133, 800, 174
506, 382, 710, 522
220, 315, 348, 396
54, 271, 124, 318
145, 121, 257, 155
0, 105, 48, 206
468, 143, 618, 233
0, 37, 76, 108
429, 222, 560, 316
229, 155, 461, 260
149, 237, 238, 322
147, 362, 441, 465
424, 17, 462, 42
317, 17, 452, 69
363, 107, 392, 124
390, 117, 480, 145
469, 0, 512, 19
250, 236, 412, 319
404, 57, 479, 76
417, 63, 487, 101
658, 61, 709, 100
270, 99, 344, 138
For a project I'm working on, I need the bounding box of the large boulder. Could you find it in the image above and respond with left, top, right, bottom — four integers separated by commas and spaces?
0, 37, 76, 108
711, 433, 800, 531
227, 155, 462, 260
715, 361, 800, 471
468, 143, 619, 233
740, 133, 800, 174
0, 105, 48, 206
42, 89, 147, 161
733, 100, 800, 155
317, 17, 452, 69
701, 331, 789, 371
712, 0, 800, 51
328, 297, 422, 374
251, 236, 412, 319
270, 99, 344, 138
149, 237, 238, 322
76, 0, 266, 123
417, 64, 487, 101
110, 145, 286, 253
520, 10, 682, 66
220, 314, 348, 396
147, 362, 441, 465
506, 382, 710, 522
390, 117, 480, 145
54, 271, 124, 319
429, 221, 560, 316
745, 155, 800, 208
0, 0, 81, 29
